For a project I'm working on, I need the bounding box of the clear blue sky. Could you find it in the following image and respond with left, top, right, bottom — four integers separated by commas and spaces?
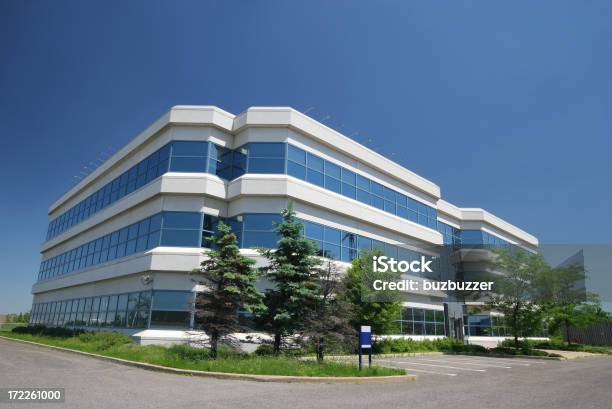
1, 1, 610, 313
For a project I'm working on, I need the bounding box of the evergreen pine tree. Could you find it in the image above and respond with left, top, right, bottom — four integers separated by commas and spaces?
192, 221, 265, 358
256, 203, 322, 354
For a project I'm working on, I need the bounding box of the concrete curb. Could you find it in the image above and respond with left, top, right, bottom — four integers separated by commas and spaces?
0, 336, 416, 384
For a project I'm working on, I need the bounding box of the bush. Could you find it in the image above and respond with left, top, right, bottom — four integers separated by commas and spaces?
372, 337, 467, 354
490, 346, 551, 356
254, 344, 275, 356
12, 325, 86, 338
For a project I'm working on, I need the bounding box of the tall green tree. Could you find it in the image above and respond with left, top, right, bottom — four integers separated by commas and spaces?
256, 203, 322, 354
485, 248, 548, 348
300, 260, 356, 362
191, 222, 265, 358
341, 249, 403, 335
535, 263, 607, 344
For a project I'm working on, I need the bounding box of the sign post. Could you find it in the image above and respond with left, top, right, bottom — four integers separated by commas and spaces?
358, 325, 372, 370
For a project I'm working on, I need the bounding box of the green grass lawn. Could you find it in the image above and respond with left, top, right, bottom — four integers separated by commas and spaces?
0, 323, 26, 332
0, 331, 404, 377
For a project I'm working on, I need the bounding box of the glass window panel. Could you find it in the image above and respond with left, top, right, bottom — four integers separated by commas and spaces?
371, 195, 384, 210
357, 236, 372, 251
324, 226, 342, 244
287, 161, 306, 180
136, 235, 149, 252
128, 224, 139, 240
169, 157, 207, 172
356, 189, 370, 205
306, 169, 325, 187
304, 221, 324, 240
152, 291, 193, 311
171, 141, 208, 156
325, 161, 341, 179
341, 168, 356, 185
248, 158, 285, 174
117, 294, 129, 311
150, 311, 191, 328
425, 309, 436, 322
356, 174, 370, 191
160, 229, 200, 247
322, 243, 341, 260
287, 145, 306, 165
306, 153, 324, 172
341, 183, 356, 199
243, 214, 281, 231
162, 212, 201, 229
325, 176, 341, 193
248, 143, 286, 157
243, 231, 279, 249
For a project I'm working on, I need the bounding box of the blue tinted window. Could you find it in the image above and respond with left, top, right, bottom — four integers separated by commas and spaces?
162, 212, 201, 230
324, 226, 341, 243
249, 143, 286, 157
160, 229, 200, 247
322, 243, 341, 260
306, 169, 325, 187
356, 174, 370, 190
249, 158, 285, 174
243, 231, 279, 248
307, 153, 324, 172
243, 214, 281, 231
342, 183, 356, 199
325, 161, 341, 179
325, 176, 341, 193
341, 168, 356, 185
304, 221, 324, 240
287, 161, 306, 179
288, 145, 306, 165
356, 189, 370, 205
153, 291, 193, 311
170, 157, 207, 172
171, 141, 208, 156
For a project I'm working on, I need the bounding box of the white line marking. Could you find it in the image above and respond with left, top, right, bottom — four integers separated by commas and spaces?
400, 367, 457, 376
450, 356, 544, 365
413, 358, 512, 368
377, 360, 486, 372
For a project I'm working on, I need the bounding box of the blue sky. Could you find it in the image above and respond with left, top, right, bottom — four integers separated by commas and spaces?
1, 0, 610, 313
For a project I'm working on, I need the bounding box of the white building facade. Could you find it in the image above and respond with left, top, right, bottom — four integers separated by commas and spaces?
29, 106, 539, 345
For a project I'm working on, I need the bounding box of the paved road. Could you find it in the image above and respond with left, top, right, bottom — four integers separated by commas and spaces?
0, 338, 611, 409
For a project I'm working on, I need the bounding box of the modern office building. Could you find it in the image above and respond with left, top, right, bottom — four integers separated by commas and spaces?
28, 106, 539, 345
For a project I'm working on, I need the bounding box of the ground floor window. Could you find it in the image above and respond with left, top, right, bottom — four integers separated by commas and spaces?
149, 290, 194, 329
396, 307, 446, 336
30, 290, 152, 329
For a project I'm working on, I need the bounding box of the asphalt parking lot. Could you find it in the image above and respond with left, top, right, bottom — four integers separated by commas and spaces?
374, 353, 550, 377
1, 338, 611, 409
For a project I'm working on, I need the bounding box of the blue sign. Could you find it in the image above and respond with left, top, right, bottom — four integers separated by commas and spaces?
359, 325, 372, 348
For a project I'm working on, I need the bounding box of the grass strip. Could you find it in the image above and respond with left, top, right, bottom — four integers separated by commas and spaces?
1, 332, 404, 377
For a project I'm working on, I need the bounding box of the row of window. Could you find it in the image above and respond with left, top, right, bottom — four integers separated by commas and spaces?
437, 221, 462, 246
395, 307, 446, 336
38, 212, 204, 281
29, 291, 152, 328
463, 314, 509, 337
47, 141, 439, 241
46, 144, 173, 241
284, 144, 438, 230
39, 211, 445, 283
29, 290, 196, 329
460, 230, 512, 247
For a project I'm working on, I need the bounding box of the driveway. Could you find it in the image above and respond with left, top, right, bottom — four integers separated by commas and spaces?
0, 338, 610, 409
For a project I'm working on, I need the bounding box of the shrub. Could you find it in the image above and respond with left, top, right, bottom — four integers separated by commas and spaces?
372, 337, 466, 354
254, 344, 275, 356
12, 325, 85, 338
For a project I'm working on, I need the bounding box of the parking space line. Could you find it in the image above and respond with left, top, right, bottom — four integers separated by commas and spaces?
377, 360, 486, 372
413, 358, 512, 368
399, 367, 458, 376
449, 356, 543, 365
